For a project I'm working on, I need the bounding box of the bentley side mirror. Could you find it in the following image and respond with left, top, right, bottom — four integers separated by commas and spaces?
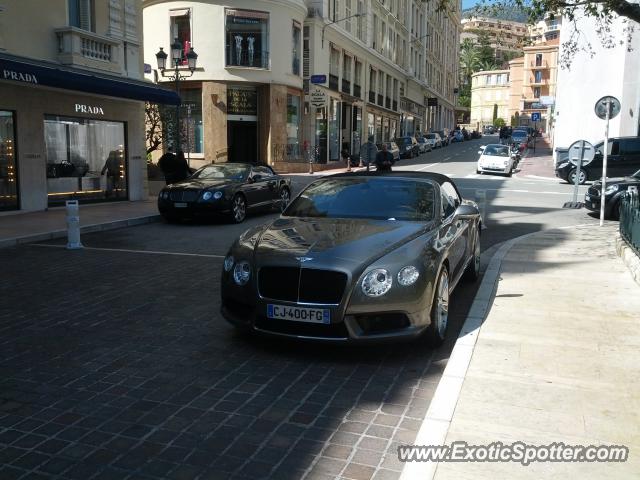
455, 204, 479, 219
252, 174, 262, 181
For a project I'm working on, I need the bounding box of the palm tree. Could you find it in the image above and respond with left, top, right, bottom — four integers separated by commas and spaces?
477, 59, 499, 72
459, 47, 480, 84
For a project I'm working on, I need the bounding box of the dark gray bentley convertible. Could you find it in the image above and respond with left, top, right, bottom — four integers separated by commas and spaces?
221, 172, 482, 345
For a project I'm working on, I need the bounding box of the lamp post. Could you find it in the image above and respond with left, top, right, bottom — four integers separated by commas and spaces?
156, 40, 198, 151
321, 13, 364, 48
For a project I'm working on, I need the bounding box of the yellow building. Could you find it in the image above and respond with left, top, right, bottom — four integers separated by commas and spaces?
470, 70, 510, 130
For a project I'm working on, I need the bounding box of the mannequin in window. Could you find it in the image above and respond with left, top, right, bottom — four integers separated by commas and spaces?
234, 34, 243, 64
247, 35, 255, 66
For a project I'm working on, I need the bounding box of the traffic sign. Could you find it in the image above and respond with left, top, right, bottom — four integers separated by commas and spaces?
310, 87, 327, 108
568, 140, 595, 166
531, 112, 541, 122
310, 75, 327, 84
594, 96, 621, 120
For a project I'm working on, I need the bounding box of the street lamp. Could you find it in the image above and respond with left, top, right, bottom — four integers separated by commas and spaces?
321, 13, 364, 48
155, 40, 198, 151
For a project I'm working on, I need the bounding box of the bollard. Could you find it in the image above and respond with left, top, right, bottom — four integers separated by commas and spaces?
475, 189, 487, 226
65, 200, 83, 250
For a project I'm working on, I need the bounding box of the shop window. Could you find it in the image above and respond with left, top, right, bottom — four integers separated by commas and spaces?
0, 111, 18, 211
69, 0, 95, 32
170, 9, 191, 65
226, 9, 269, 69
44, 116, 126, 206
180, 88, 203, 154
292, 21, 301, 76
329, 98, 340, 161
286, 94, 301, 155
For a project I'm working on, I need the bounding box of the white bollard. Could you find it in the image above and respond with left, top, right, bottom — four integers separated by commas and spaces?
65, 200, 83, 250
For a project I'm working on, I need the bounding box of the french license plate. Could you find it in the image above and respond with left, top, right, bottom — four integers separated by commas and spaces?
267, 304, 330, 324
174, 202, 188, 208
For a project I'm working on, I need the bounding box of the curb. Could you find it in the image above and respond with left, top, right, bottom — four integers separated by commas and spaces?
0, 214, 161, 249
615, 233, 640, 287
398, 230, 539, 480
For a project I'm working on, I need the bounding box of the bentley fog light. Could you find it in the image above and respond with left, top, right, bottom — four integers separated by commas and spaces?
233, 261, 251, 285
397, 266, 419, 286
202, 191, 213, 201
362, 269, 392, 297
224, 255, 235, 272
213, 191, 223, 200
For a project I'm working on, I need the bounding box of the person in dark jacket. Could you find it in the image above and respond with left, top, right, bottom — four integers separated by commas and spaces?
375, 143, 394, 172
158, 146, 187, 184
101, 149, 123, 197
175, 150, 190, 182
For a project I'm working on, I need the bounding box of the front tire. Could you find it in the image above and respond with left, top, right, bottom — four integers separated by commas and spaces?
568, 168, 586, 185
463, 228, 481, 282
424, 267, 449, 347
230, 194, 247, 223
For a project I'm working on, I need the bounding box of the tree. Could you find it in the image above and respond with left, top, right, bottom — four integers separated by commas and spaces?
145, 102, 176, 156
495, 117, 506, 127
493, 104, 498, 123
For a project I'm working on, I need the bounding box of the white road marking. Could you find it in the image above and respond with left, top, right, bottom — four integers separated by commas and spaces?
416, 162, 440, 171
30, 244, 225, 258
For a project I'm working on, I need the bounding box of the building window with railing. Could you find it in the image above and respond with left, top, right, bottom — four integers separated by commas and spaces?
378, 72, 384, 106
329, 46, 340, 91
534, 70, 542, 83
69, 0, 95, 32
342, 54, 352, 94
225, 9, 269, 69
369, 68, 376, 103
533, 87, 541, 98
292, 21, 301, 75
357, 1, 365, 41
345, 0, 352, 33
535, 53, 543, 67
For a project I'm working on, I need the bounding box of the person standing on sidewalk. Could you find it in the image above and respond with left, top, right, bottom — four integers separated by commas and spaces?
158, 146, 180, 185
360, 135, 377, 171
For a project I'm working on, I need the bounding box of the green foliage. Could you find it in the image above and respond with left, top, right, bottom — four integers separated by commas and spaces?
495, 117, 506, 127
493, 104, 498, 122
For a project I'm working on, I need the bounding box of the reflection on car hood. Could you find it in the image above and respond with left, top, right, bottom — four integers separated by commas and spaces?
479, 154, 509, 162
255, 217, 430, 268
592, 176, 640, 188
168, 178, 238, 189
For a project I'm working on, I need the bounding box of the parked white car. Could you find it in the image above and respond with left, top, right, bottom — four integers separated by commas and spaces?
477, 144, 515, 177
424, 133, 442, 149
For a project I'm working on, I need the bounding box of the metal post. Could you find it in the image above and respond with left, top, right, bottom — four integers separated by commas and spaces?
65, 200, 83, 250
533, 121, 537, 153
599, 99, 611, 227
186, 105, 191, 168
572, 141, 585, 204
175, 68, 180, 151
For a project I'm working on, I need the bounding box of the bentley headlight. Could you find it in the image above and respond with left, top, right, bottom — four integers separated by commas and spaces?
202, 191, 213, 201
362, 269, 392, 297
397, 266, 420, 286
223, 255, 234, 272
557, 161, 569, 169
160, 191, 169, 200
605, 184, 619, 195
213, 191, 223, 200
233, 261, 251, 286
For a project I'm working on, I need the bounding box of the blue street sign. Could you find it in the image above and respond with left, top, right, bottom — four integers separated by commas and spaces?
531, 112, 541, 122
310, 74, 327, 84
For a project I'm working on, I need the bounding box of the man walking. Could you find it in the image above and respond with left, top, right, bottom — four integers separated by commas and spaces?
375, 143, 394, 172
360, 135, 377, 171
158, 146, 179, 184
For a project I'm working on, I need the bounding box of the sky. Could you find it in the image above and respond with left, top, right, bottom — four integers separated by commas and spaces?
462, 0, 481, 10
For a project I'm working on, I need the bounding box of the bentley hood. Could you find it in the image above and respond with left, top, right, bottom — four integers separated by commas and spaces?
251, 216, 431, 268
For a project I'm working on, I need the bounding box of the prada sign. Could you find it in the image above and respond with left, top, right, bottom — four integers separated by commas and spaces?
3, 69, 38, 84
75, 103, 105, 115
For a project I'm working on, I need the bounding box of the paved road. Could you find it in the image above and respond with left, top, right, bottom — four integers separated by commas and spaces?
0, 139, 601, 480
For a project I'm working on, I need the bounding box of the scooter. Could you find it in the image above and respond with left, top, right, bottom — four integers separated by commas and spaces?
510, 144, 521, 167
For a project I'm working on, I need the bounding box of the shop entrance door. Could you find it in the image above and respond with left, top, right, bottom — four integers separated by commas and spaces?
0, 111, 18, 211
228, 121, 257, 163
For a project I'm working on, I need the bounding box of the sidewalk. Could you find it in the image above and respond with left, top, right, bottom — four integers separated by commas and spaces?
0, 199, 159, 248
403, 224, 640, 479
516, 135, 557, 180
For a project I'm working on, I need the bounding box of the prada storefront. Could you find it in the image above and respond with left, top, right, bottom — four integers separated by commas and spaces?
0, 53, 178, 211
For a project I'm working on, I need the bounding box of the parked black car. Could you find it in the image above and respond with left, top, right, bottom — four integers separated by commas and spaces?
555, 136, 640, 185
584, 169, 640, 219
158, 163, 291, 223
221, 172, 482, 345
395, 136, 420, 159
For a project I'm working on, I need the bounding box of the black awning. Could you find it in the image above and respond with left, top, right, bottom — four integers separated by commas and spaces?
0, 53, 180, 105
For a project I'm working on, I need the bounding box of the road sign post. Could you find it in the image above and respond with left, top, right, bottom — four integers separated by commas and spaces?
594, 96, 621, 226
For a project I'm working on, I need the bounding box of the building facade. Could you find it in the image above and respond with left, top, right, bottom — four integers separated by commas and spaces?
460, 16, 527, 62
527, 13, 561, 45
553, 10, 640, 154
143, 0, 306, 170
0, 0, 177, 212
510, 38, 558, 130
469, 69, 510, 130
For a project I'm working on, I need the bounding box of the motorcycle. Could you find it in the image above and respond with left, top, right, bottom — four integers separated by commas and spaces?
510, 143, 522, 167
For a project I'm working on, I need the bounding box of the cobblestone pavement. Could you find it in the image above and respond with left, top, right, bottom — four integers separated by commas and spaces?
0, 239, 476, 480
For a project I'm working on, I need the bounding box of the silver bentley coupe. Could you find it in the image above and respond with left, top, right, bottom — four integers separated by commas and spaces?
221, 172, 482, 345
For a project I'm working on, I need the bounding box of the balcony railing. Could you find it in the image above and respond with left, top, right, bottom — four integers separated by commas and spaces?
392, 100, 398, 111
385, 97, 391, 109
368, 91, 376, 103
377, 94, 384, 106
329, 74, 339, 91
55, 27, 122, 74
531, 60, 549, 68
226, 49, 270, 69
341, 79, 351, 94
354, 84, 361, 98
620, 189, 640, 256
